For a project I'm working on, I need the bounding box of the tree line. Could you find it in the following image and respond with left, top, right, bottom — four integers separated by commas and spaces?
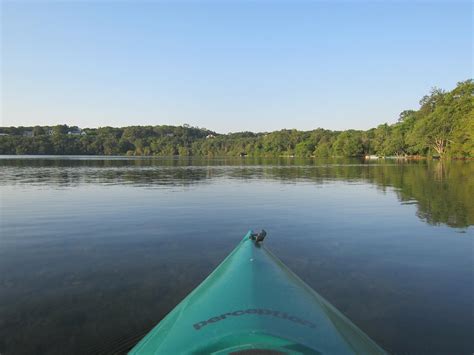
1, 80, 472, 158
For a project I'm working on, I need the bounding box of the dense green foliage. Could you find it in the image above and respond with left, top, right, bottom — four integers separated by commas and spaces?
1, 80, 472, 158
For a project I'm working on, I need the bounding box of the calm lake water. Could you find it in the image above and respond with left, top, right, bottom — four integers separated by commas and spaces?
0, 156, 472, 354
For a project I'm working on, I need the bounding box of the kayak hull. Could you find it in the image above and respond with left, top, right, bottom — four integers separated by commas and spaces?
129, 231, 386, 354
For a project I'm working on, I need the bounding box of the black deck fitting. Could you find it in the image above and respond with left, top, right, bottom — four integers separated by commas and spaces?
250, 230, 267, 243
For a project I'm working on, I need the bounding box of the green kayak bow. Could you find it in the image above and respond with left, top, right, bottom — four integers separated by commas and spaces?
129, 231, 386, 354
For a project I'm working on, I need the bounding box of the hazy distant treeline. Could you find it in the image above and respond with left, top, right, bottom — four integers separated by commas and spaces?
1, 80, 472, 158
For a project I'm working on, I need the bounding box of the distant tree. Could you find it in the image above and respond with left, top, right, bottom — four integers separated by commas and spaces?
332, 131, 364, 156
295, 141, 315, 157
372, 124, 391, 155
313, 142, 331, 157
52, 124, 69, 136
33, 126, 45, 136
398, 110, 416, 122
411, 80, 473, 157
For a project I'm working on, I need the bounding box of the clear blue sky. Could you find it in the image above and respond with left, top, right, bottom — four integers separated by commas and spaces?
1, 1, 472, 133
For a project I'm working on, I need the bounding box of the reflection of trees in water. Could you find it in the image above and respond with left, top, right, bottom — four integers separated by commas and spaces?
362, 161, 472, 228
396, 161, 472, 228
0, 158, 472, 228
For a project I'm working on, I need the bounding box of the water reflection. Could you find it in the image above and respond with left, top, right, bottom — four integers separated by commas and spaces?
1, 157, 473, 355
1, 157, 472, 228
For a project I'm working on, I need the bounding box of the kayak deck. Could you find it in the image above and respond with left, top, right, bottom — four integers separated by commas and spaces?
129, 231, 386, 354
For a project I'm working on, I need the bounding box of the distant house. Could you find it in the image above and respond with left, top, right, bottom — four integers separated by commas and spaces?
165, 133, 174, 137
68, 129, 86, 136
206, 134, 215, 139
47, 129, 54, 135
23, 131, 34, 137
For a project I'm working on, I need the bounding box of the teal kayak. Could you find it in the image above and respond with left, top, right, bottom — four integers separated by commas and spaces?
129, 231, 386, 354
